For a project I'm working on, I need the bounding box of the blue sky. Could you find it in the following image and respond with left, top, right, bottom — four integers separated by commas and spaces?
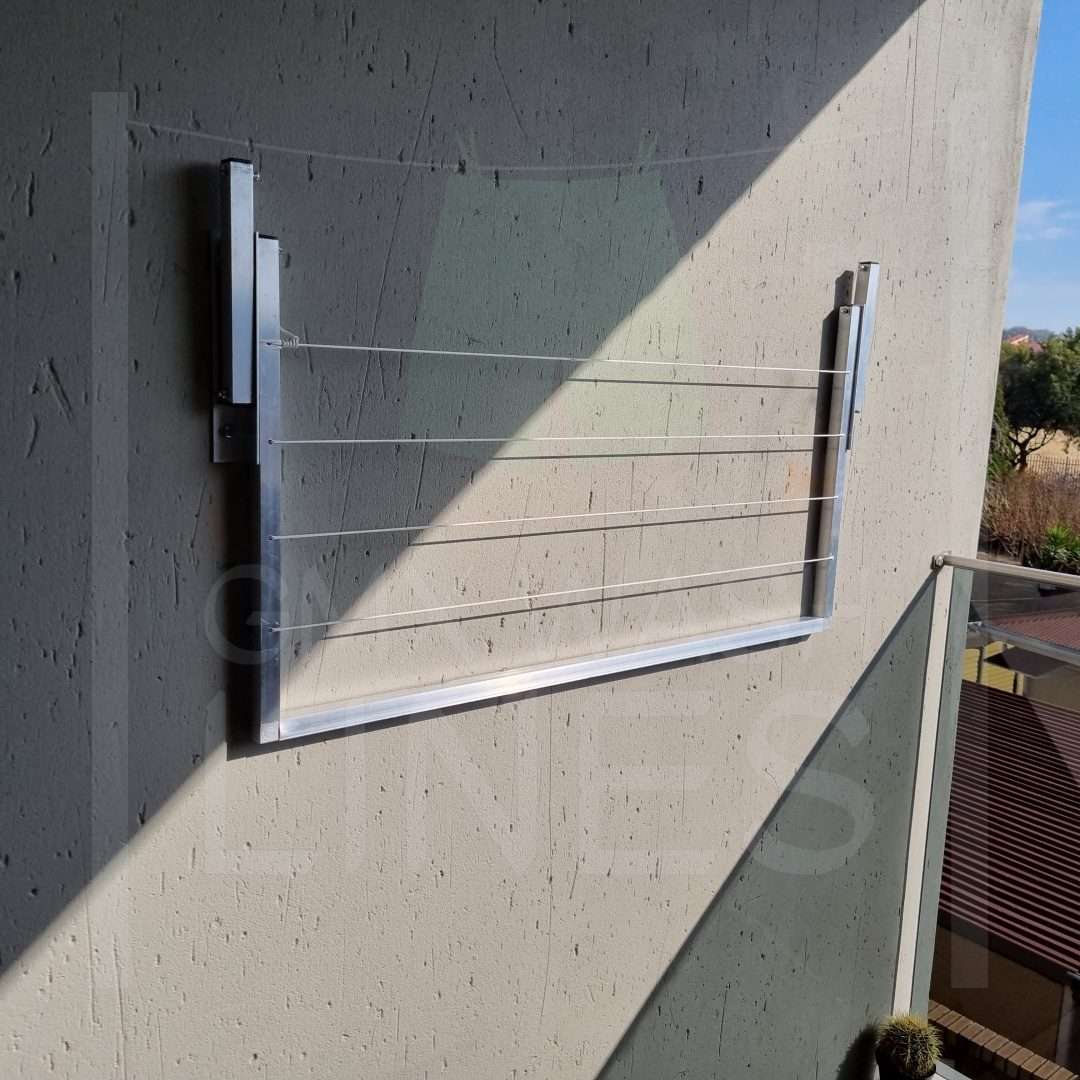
1005, 0, 1080, 332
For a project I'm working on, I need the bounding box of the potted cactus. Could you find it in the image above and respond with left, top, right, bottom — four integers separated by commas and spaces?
875, 1014, 941, 1080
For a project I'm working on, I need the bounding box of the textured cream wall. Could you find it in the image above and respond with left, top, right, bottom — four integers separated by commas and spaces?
0, 1, 1039, 1076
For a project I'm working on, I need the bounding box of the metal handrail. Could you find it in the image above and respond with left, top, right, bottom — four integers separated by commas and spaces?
932, 553, 1080, 591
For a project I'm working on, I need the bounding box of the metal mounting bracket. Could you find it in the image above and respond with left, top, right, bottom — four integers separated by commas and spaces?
848, 260, 880, 449
211, 158, 263, 464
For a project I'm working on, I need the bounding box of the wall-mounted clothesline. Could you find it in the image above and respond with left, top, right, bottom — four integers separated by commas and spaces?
210, 156, 880, 744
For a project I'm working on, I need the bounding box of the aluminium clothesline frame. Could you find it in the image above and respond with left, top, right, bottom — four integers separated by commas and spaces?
211, 157, 880, 744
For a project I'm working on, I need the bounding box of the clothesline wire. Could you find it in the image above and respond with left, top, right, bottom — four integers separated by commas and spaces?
274, 339, 846, 376
273, 555, 831, 633
129, 117, 902, 175
271, 494, 836, 541
272, 432, 839, 446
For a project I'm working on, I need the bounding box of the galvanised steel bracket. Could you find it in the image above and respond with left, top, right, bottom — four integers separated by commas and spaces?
211, 160, 282, 744
211, 159, 269, 465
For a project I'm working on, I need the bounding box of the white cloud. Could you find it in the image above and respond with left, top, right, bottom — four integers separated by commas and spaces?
1015, 199, 1074, 241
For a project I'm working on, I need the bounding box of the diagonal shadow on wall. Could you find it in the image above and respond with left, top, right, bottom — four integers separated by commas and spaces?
594, 580, 936, 1080
1, 0, 927, 977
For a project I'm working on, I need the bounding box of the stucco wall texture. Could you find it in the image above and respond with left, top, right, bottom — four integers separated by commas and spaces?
0, 2, 1038, 1078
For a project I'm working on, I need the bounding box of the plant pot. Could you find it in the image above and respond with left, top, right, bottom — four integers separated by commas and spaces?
874, 1046, 936, 1080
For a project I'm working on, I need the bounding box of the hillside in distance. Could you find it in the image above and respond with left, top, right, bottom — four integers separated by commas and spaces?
1003, 325, 1056, 343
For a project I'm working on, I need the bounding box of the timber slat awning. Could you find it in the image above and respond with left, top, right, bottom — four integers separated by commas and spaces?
939, 682, 1080, 977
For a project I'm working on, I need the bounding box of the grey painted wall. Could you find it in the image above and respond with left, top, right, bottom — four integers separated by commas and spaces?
0, 2, 1037, 1077
600, 584, 934, 1079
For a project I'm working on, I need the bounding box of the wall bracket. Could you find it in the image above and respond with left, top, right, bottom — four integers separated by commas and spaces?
211, 158, 263, 465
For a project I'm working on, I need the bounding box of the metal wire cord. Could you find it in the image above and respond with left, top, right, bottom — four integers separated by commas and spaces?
274, 339, 848, 376
273, 555, 831, 633
271, 494, 837, 541
272, 432, 840, 446
130, 117, 908, 180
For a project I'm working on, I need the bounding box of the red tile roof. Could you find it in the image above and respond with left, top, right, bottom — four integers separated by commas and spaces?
939, 683, 1080, 977
989, 610, 1080, 653
1005, 334, 1046, 353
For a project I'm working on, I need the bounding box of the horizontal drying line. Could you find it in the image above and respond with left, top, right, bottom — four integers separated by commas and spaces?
274, 340, 847, 376
273, 555, 831, 633
271, 494, 836, 540
130, 117, 906, 176
272, 432, 840, 446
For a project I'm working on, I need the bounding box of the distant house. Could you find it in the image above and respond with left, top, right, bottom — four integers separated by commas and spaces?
1005, 332, 1046, 353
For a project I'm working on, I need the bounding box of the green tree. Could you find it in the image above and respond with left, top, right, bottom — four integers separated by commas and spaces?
986, 380, 1012, 481
998, 328, 1080, 469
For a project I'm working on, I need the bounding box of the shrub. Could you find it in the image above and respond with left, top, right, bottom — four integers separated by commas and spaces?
982, 470, 1080, 563
1028, 523, 1080, 574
